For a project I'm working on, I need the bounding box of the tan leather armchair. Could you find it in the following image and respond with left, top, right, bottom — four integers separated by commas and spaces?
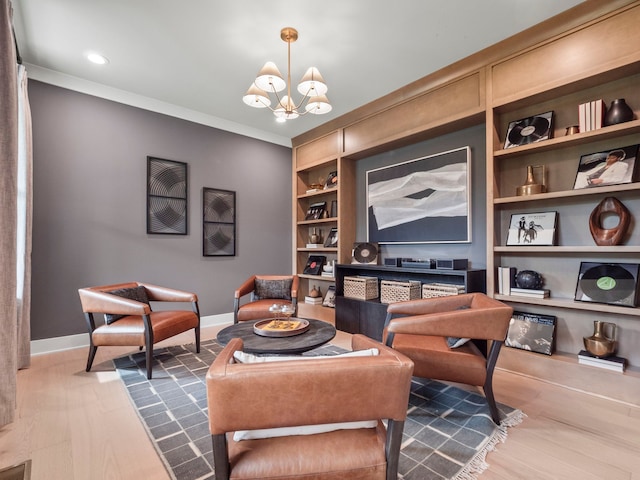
383, 293, 513, 424
78, 281, 200, 379
233, 274, 298, 323
206, 334, 414, 480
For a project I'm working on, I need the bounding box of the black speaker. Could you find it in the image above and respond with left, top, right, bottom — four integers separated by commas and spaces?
384, 257, 402, 267
435, 259, 468, 270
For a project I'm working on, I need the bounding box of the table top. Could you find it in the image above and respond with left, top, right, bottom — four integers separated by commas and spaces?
216, 318, 336, 354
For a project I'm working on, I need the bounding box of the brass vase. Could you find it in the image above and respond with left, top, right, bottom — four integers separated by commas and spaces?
516, 165, 546, 196
583, 321, 617, 358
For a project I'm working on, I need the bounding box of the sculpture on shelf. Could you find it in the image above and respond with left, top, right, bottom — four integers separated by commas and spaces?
515, 270, 543, 290
516, 165, 546, 196
589, 196, 631, 246
604, 98, 634, 126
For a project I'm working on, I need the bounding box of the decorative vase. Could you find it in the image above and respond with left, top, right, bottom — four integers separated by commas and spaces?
309, 285, 321, 298
583, 320, 617, 358
309, 228, 321, 244
516, 165, 546, 196
604, 98, 634, 126
515, 270, 543, 289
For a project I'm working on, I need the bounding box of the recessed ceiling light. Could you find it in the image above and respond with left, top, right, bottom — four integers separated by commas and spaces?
86, 52, 109, 65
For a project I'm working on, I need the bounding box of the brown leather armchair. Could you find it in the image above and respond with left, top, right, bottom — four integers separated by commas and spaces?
78, 281, 200, 379
383, 293, 513, 424
206, 334, 414, 480
233, 274, 298, 323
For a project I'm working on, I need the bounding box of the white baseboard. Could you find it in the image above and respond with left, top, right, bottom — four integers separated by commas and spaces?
30, 313, 233, 356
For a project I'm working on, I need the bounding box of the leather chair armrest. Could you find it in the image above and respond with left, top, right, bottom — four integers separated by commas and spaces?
234, 276, 257, 299
139, 282, 198, 302
78, 288, 151, 315
290, 275, 299, 299
386, 296, 513, 341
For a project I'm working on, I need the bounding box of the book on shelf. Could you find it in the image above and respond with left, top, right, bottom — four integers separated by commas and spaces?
306, 243, 322, 248
510, 287, 550, 298
498, 267, 516, 295
321, 272, 334, 278
304, 296, 323, 305
577, 350, 627, 372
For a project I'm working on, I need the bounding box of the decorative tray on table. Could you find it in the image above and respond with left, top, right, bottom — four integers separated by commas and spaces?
253, 318, 310, 337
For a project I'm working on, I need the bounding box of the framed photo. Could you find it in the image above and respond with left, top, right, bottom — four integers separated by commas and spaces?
322, 285, 336, 308
506, 211, 557, 246
325, 171, 338, 189
305, 202, 326, 221
303, 255, 326, 275
572, 144, 639, 189
324, 227, 338, 247
575, 262, 640, 307
366, 146, 471, 244
203, 188, 236, 256
147, 157, 188, 234
505, 311, 556, 355
504, 111, 553, 149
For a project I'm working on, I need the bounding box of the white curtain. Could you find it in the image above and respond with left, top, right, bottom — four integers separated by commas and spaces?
1, 0, 32, 428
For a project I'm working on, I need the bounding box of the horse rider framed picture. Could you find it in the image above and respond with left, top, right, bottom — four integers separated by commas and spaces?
506, 211, 557, 246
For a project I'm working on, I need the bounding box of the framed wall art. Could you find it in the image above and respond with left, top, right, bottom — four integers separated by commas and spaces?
572, 144, 638, 189
366, 146, 471, 244
505, 211, 557, 246
503, 111, 554, 149
203, 187, 236, 256
147, 157, 188, 235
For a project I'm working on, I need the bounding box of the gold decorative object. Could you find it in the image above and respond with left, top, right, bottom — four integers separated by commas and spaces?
588, 196, 631, 246
583, 320, 617, 358
516, 165, 546, 196
565, 125, 579, 135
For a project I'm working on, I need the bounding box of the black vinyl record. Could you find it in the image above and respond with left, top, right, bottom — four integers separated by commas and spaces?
352, 242, 378, 264
507, 116, 551, 147
579, 264, 635, 303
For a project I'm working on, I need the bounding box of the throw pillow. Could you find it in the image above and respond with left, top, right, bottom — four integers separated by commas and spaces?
233, 348, 379, 364
254, 278, 293, 301
104, 286, 149, 324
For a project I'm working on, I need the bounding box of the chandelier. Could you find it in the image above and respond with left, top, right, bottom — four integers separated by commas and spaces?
243, 27, 331, 122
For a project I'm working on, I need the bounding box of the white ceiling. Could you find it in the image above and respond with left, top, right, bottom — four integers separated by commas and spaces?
12, 0, 585, 147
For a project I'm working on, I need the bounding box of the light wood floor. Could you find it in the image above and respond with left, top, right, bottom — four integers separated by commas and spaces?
1, 325, 639, 480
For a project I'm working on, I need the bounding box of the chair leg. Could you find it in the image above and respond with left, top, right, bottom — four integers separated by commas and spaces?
143, 314, 154, 379
195, 326, 201, 353
86, 345, 98, 372
484, 382, 501, 425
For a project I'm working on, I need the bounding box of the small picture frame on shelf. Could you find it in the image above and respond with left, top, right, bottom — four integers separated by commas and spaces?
303, 255, 326, 275
505, 311, 556, 355
506, 211, 557, 246
305, 202, 327, 221
324, 227, 338, 247
325, 171, 338, 189
322, 285, 336, 308
503, 111, 554, 149
572, 144, 639, 189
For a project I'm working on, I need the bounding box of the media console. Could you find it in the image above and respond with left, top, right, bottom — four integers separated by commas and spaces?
334, 264, 486, 341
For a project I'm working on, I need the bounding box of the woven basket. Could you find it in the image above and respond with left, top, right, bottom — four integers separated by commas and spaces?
381, 280, 421, 304
344, 276, 379, 300
422, 283, 465, 298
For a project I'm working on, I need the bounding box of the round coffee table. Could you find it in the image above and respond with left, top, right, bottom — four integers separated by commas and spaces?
217, 318, 336, 354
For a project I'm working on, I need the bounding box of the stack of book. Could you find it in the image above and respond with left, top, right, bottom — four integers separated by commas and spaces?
497, 266, 517, 295
304, 295, 323, 305
510, 287, 550, 299
577, 350, 627, 372
578, 99, 605, 133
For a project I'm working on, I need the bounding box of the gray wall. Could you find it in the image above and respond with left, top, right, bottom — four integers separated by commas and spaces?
29, 81, 292, 340
355, 124, 487, 269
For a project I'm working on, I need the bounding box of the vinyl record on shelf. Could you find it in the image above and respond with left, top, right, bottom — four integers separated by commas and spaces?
575, 262, 640, 307
352, 242, 378, 264
504, 112, 553, 149
580, 264, 635, 303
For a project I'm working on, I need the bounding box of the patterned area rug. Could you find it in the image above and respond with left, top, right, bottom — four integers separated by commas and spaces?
114, 339, 524, 480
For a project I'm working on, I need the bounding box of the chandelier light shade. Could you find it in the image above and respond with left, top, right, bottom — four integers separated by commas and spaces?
244, 27, 331, 122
